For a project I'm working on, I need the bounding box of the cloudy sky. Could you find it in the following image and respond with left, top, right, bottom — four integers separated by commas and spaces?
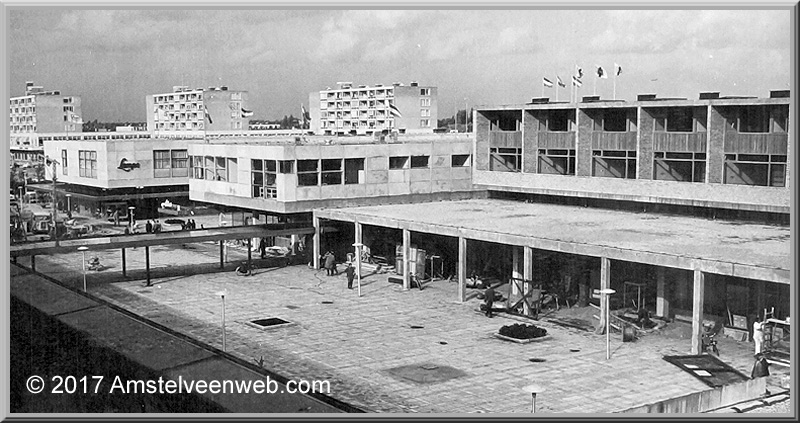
7, 7, 793, 123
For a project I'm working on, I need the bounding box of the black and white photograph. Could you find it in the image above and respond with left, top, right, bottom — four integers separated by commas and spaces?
3, 2, 796, 418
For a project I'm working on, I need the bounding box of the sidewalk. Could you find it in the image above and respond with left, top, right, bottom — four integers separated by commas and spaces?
14, 245, 791, 414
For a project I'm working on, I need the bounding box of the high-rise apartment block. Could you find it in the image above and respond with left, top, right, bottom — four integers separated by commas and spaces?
146, 85, 249, 135
308, 82, 437, 136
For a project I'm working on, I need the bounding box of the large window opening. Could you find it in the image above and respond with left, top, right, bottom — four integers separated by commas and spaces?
724, 154, 786, 187
538, 149, 575, 175
654, 152, 706, 183
592, 150, 636, 179
489, 147, 521, 172
297, 159, 319, 186
251, 159, 277, 198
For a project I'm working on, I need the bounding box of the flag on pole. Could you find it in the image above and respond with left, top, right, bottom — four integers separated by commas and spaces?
575, 65, 584, 79
301, 104, 311, 123
597, 66, 608, 79
241, 108, 254, 118
388, 102, 402, 117
557, 76, 566, 88
615, 63, 622, 76
572, 76, 583, 87
204, 105, 213, 124
542, 77, 554, 88
67, 111, 83, 124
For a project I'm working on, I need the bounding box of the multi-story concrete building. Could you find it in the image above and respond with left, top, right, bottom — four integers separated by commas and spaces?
311, 89, 791, 358
146, 86, 250, 136
308, 82, 438, 136
9, 81, 83, 163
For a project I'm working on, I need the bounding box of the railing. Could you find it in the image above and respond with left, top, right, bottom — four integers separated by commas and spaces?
591, 132, 637, 150
539, 132, 575, 149
653, 132, 707, 152
723, 132, 788, 155
488, 130, 522, 147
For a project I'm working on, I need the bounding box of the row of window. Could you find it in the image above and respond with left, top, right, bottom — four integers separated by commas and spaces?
497, 106, 789, 134
488, 147, 786, 187
78, 150, 97, 178
9, 106, 36, 114
190, 156, 239, 182
9, 97, 34, 105
323, 89, 395, 99
10, 116, 35, 123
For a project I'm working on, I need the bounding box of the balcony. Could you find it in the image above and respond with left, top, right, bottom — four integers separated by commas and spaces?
591, 131, 637, 150
489, 130, 523, 147
723, 132, 788, 155
653, 132, 707, 152
538, 132, 575, 149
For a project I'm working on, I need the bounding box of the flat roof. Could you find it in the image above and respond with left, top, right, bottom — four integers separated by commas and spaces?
316, 199, 790, 284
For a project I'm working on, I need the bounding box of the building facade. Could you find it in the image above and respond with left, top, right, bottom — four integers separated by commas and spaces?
9, 81, 83, 163
308, 82, 438, 136
146, 86, 250, 136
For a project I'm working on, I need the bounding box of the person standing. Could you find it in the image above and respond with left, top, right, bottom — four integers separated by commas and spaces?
145, 220, 153, 234
345, 263, 356, 289
259, 237, 267, 259
323, 251, 335, 276
484, 284, 496, 318
753, 317, 766, 356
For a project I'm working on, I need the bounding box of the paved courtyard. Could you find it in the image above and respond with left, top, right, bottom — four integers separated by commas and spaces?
15, 242, 791, 414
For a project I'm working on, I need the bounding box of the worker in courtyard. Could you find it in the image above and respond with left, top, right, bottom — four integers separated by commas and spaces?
323, 250, 336, 276
345, 262, 356, 289
259, 237, 268, 259
753, 316, 765, 356
484, 284, 496, 318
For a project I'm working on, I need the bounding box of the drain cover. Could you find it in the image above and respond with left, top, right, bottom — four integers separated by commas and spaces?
251, 318, 291, 327
529, 358, 546, 363
321, 301, 334, 304
410, 325, 424, 329
439, 341, 448, 345
570, 349, 580, 352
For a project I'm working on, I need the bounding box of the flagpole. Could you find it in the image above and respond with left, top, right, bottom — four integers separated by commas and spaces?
613, 75, 617, 101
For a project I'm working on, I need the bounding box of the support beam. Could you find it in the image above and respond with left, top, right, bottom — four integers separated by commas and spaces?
313, 215, 321, 270
458, 236, 467, 302
691, 269, 705, 355
656, 267, 669, 318
145, 246, 151, 286
596, 257, 611, 334
122, 248, 127, 277
402, 228, 411, 291
219, 240, 224, 269
523, 246, 533, 315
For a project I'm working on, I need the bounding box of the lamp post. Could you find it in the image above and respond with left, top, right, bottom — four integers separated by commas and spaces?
216, 291, 227, 351
65, 194, 72, 218
599, 288, 617, 360
128, 206, 135, 232
353, 242, 363, 297
522, 384, 544, 413
78, 246, 88, 292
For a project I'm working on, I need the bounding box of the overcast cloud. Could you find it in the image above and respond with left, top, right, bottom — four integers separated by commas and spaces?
8, 8, 792, 122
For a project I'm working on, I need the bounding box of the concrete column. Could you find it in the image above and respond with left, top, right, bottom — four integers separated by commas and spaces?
290, 234, 299, 255
458, 236, 467, 302
523, 246, 533, 316
474, 112, 490, 171
512, 246, 523, 301
402, 228, 411, 291
637, 106, 655, 180
247, 238, 252, 268
596, 257, 610, 333
354, 221, 362, 248
576, 108, 594, 177
522, 110, 539, 173
121, 248, 127, 277
691, 269, 705, 355
313, 215, 321, 270
31, 255, 35, 272
145, 246, 151, 286
706, 105, 725, 184
656, 267, 669, 318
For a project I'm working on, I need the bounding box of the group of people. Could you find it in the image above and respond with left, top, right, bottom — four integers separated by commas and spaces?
144, 220, 162, 233
321, 250, 357, 289
185, 219, 198, 230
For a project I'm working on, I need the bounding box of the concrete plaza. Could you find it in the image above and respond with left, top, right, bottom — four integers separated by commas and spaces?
14, 242, 791, 414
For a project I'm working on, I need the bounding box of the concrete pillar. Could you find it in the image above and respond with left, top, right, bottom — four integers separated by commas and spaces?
402, 228, 411, 291
354, 221, 362, 247
31, 255, 35, 272
656, 267, 669, 318
290, 234, 299, 255
576, 108, 594, 177
512, 246, 523, 302
219, 241, 224, 269
458, 236, 467, 302
313, 215, 321, 270
474, 112, 490, 171
121, 248, 126, 277
706, 105, 725, 184
596, 257, 610, 333
637, 106, 655, 180
145, 246, 151, 286
247, 238, 252, 268
523, 246, 533, 315
691, 269, 705, 355
522, 110, 539, 173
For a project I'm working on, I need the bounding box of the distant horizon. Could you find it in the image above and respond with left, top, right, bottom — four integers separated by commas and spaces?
8, 8, 792, 123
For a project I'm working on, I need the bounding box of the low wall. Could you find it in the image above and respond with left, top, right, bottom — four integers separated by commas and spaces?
619, 377, 766, 413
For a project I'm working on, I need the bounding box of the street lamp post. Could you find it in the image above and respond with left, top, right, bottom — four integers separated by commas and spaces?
128, 206, 136, 233
78, 246, 89, 291
216, 291, 227, 351
353, 242, 363, 297
599, 288, 617, 360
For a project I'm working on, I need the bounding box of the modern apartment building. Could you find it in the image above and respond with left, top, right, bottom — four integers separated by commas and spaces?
146, 86, 250, 136
307, 82, 438, 136
9, 81, 83, 162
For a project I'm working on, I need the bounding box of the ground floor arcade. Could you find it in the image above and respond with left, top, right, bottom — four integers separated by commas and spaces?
313, 198, 791, 356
